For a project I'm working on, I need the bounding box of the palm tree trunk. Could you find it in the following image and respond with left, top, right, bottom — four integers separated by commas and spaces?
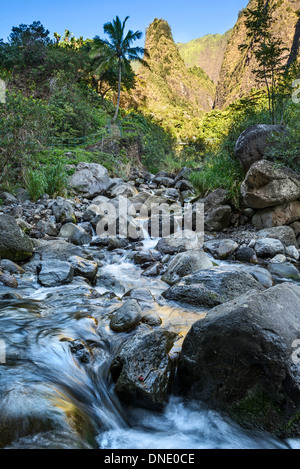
112, 59, 122, 123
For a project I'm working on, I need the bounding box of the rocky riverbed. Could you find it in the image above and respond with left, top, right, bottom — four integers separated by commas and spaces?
1, 159, 300, 449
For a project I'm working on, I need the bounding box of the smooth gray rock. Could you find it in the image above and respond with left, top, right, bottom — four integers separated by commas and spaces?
110, 299, 142, 332
257, 226, 298, 248
69, 162, 111, 199
68, 256, 98, 281
255, 238, 285, 258
162, 250, 213, 286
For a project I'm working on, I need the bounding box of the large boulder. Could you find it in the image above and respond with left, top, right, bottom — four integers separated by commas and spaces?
161, 250, 213, 286
252, 201, 300, 229
69, 162, 111, 199
110, 330, 177, 409
178, 283, 300, 436
0, 215, 33, 261
235, 124, 285, 172
241, 160, 300, 209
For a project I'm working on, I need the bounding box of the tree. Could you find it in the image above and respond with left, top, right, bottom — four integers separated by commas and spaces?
239, 0, 288, 124
91, 16, 147, 122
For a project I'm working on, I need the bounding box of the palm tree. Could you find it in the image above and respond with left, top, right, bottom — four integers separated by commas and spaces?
91, 16, 147, 123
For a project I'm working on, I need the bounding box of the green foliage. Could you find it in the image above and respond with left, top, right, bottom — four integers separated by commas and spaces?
25, 169, 47, 201
239, 0, 289, 124
0, 90, 52, 183
266, 100, 300, 172
190, 152, 244, 205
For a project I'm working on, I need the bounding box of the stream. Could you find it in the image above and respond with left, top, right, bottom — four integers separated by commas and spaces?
0, 234, 299, 449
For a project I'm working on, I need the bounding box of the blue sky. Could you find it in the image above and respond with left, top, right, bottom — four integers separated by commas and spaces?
1, 0, 249, 45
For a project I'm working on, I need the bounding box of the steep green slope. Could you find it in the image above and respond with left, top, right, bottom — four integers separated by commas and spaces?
177, 30, 232, 84
130, 19, 215, 138
215, 0, 300, 109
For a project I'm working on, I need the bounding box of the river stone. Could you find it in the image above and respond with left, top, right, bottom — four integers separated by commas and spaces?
234, 247, 257, 263
235, 124, 284, 172
0, 215, 33, 261
178, 283, 300, 436
241, 160, 300, 209
270, 254, 287, 264
108, 183, 138, 199
162, 283, 224, 307
257, 226, 298, 248
286, 246, 300, 261
204, 239, 238, 259
0, 271, 18, 288
110, 329, 177, 409
36, 220, 58, 237
96, 273, 126, 295
33, 239, 84, 262
156, 231, 199, 254
59, 223, 92, 246
268, 262, 300, 282
123, 288, 154, 304
141, 314, 162, 327
51, 199, 75, 224
252, 202, 300, 229
0, 259, 25, 275
184, 267, 264, 297
110, 299, 142, 332
254, 238, 285, 258
37, 260, 74, 287
161, 250, 213, 286
68, 256, 98, 281
205, 206, 232, 232
69, 162, 111, 199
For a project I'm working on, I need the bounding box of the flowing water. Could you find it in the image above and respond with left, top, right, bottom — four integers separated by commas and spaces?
0, 236, 298, 449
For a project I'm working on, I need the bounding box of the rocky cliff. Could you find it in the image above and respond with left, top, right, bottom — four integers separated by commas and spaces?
214, 0, 300, 109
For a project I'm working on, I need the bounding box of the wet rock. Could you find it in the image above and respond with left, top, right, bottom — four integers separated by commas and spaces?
59, 223, 92, 246
0, 259, 25, 275
235, 124, 285, 172
110, 299, 142, 332
141, 263, 165, 277
123, 288, 154, 304
51, 199, 75, 224
110, 329, 177, 409
268, 262, 300, 283
69, 340, 92, 364
37, 260, 74, 287
0, 215, 33, 261
178, 283, 300, 436
133, 250, 163, 267
162, 283, 223, 307
96, 273, 126, 295
241, 160, 300, 209
156, 231, 200, 255
0, 271, 18, 288
185, 267, 264, 294
141, 314, 162, 327
69, 162, 111, 199
68, 256, 98, 281
33, 239, 83, 262
204, 239, 238, 259
162, 250, 213, 286
254, 238, 285, 258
